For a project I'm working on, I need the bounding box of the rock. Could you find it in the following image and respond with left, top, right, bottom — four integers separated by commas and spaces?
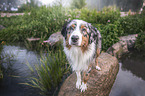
119, 34, 138, 48
58, 53, 119, 96
107, 34, 138, 58
43, 32, 63, 46
107, 40, 128, 58
0, 25, 5, 30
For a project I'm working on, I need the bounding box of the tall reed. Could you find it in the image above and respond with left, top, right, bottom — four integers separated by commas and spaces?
25, 46, 70, 95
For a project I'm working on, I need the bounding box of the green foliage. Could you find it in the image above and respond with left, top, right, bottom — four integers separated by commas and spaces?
94, 24, 120, 51
0, 16, 23, 27
25, 46, 70, 95
68, 6, 121, 25
71, 0, 86, 9
0, 5, 122, 51
0, 4, 67, 43
1, 4, 145, 52
117, 14, 145, 35
135, 31, 145, 51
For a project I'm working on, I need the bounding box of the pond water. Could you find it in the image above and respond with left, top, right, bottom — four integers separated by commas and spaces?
0, 44, 41, 96
110, 49, 145, 96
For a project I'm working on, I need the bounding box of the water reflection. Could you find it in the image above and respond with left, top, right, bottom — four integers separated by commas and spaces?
121, 50, 145, 80
0, 45, 41, 96
110, 49, 145, 96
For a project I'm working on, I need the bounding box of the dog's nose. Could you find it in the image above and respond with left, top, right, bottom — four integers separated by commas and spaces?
71, 35, 79, 42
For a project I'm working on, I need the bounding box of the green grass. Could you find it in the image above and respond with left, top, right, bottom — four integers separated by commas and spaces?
24, 46, 70, 95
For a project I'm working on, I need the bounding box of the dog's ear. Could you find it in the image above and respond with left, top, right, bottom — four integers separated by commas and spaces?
87, 23, 101, 47
87, 23, 98, 44
61, 20, 71, 39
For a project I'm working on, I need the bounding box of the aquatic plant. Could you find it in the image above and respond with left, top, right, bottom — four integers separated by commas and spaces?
24, 46, 70, 95
0, 41, 15, 79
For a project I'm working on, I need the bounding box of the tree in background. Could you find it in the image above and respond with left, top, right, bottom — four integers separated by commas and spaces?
71, 0, 86, 9
86, 0, 143, 11
116, 0, 143, 11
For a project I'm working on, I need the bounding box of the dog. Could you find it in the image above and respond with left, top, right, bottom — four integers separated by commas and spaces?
61, 19, 102, 92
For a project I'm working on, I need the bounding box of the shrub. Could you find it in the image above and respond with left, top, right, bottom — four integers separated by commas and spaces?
94, 24, 120, 51
117, 14, 145, 35
135, 31, 145, 51
68, 6, 121, 25
0, 16, 23, 27
0, 4, 67, 43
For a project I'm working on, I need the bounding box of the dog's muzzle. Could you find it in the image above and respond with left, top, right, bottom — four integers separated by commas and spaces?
71, 35, 79, 45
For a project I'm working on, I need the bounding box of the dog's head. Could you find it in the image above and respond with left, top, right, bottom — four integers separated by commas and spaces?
61, 19, 100, 51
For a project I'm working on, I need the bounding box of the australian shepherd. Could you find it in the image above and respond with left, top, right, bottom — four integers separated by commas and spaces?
61, 19, 102, 92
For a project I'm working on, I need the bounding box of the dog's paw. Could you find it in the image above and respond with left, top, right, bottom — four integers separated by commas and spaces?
96, 66, 101, 71
80, 82, 87, 92
76, 81, 81, 89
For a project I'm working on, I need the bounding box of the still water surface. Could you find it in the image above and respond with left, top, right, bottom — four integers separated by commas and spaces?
0, 44, 41, 96
110, 49, 145, 96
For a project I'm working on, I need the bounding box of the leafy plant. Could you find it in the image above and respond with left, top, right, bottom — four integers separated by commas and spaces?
94, 24, 120, 51
135, 31, 145, 52
0, 4, 67, 43
24, 46, 70, 95
68, 6, 121, 25
0, 16, 23, 27
117, 14, 145, 35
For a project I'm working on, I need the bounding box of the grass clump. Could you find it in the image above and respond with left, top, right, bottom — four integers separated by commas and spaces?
25, 47, 70, 95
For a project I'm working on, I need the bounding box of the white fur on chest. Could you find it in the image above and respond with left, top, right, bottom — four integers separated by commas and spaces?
63, 42, 96, 71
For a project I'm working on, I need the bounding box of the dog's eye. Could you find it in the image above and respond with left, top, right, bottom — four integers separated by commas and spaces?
82, 28, 86, 31
70, 26, 74, 30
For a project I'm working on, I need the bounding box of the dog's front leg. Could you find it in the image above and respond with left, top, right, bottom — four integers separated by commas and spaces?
76, 71, 81, 89
80, 71, 90, 92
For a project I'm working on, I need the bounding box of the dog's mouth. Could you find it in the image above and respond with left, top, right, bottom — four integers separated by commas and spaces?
71, 42, 78, 45
71, 42, 81, 47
